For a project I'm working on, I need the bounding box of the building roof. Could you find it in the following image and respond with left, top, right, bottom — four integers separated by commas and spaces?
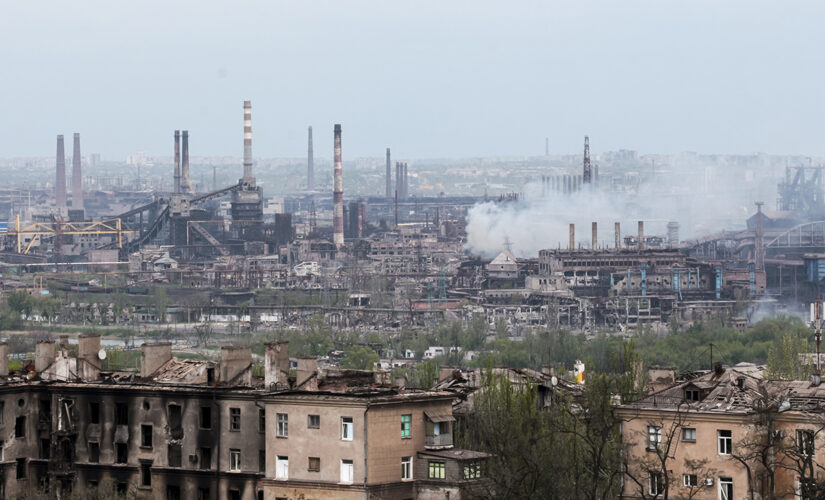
489, 250, 517, 266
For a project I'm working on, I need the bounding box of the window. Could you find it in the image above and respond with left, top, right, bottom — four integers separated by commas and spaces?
308, 457, 320, 472
276, 456, 289, 479
141, 424, 153, 448
140, 462, 152, 487
168, 444, 181, 468
463, 462, 482, 479
683, 473, 697, 487
115, 402, 128, 425
428, 460, 446, 479
229, 408, 241, 431
401, 414, 411, 438
0, 400, 4, 423
16, 458, 26, 479
168, 404, 182, 438
116, 443, 128, 464
40, 438, 50, 459
259, 408, 266, 433
719, 477, 733, 500
277, 413, 288, 437
259, 449, 266, 473
342, 417, 353, 440
15, 416, 25, 438
340, 460, 354, 483
200, 406, 212, 429
166, 485, 181, 500
88, 442, 99, 463
308, 414, 320, 429
647, 426, 662, 451
799, 476, 816, 500
718, 430, 732, 455
228, 490, 240, 500
199, 447, 211, 470
401, 456, 412, 480
89, 402, 100, 424
229, 449, 241, 472
685, 389, 701, 401
649, 471, 663, 496
797, 429, 815, 457
682, 428, 697, 442
197, 488, 210, 500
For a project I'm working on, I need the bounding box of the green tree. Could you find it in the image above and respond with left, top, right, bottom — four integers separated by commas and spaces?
340, 345, 379, 370
7, 291, 33, 319
153, 287, 168, 324
765, 331, 810, 380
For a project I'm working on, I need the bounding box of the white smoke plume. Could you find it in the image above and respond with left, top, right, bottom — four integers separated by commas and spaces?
465, 170, 769, 259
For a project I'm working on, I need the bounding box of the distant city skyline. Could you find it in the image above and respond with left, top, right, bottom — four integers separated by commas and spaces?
2, 1, 824, 159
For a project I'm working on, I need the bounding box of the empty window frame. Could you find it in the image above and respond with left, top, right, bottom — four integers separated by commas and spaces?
649, 472, 663, 496
140, 462, 152, 487
141, 424, 153, 448
259, 408, 266, 433
116, 443, 128, 464
199, 447, 212, 470
229, 408, 241, 431
200, 406, 212, 429
229, 449, 241, 472
168, 444, 182, 468
15, 416, 25, 438
88, 442, 99, 463
115, 402, 128, 426
308, 414, 320, 429
89, 402, 100, 424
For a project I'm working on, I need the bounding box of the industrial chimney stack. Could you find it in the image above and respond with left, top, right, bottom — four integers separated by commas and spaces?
333, 124, 344, 247
242, 100, 253, 183
385, 148, 392, 198
72, 133, 83, 210
181, 130, 192, 194
307, 126, 314, 190
55, 135, 66, 213
582, 135, 592, 184
174, 130, 181, 193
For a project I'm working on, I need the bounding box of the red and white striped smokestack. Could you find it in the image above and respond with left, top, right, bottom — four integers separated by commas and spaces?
333, 124, 344, 247
55, 135, 66, 213
243, 100, 253, 182
174, 130, 181, 193
72, 133, 83, 210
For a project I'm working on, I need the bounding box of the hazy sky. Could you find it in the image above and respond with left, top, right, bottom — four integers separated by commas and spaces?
2, 0, 824, 159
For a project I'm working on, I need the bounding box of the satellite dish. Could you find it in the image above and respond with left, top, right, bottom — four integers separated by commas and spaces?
551, 376, 558, 386
98, 349, 107, 360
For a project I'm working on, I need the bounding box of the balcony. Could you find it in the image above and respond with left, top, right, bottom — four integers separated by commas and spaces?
425, 433, 453, 449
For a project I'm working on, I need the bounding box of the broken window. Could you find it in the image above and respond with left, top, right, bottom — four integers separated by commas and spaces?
797, 429, 815, 456
88, 442, 99, 463
259, 408, 265, 433
15, 416, 25, 438
647, 426, 661, 451
197, 488, 209, 500
115, 402, 128, 426
15, 458, 26, 479
141, 424, 153, 448
199, 447, 211, 469
115, 443, 127, 464
463, 462, 482, 479
168, 444, 181, 468
39, 438, 50, 459
200, 406, 211, 429
168, 404, 183, 439
341, 417, 353, 441
229, 408, 240, 431
228, 490, 240, 500
649, 472, 663, 496
140, 462, 151, 487
277, 413, 288, 437
229, 449, 241, 472
39, 399, 51, 425
685, 389, 701, 402
166, 485, 181, 500
308, 414, 320, 429
259, 449, 265, 473
89, 401, 100, 424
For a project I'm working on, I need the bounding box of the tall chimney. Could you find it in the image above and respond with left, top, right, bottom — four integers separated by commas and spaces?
615, 222, 621, 249
181, 130, 193, 194
173, 130, 181, 193
243, 100, 253, 182
583, 135, 591, 184
569, 223, 575, 251
333, 124, 344, 247
55, 135, 67, 213
385, 148, 392, 198
72, 133, 83, 210
396, 162, 401, 199
638, 221, 645, 252
591, 222, 597, 250
402, 163, 408, 199
307, 126, 314, 190
0, 342, 8, 377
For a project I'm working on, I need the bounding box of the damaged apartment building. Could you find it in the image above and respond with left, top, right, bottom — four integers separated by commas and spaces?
0, 336, 486, 500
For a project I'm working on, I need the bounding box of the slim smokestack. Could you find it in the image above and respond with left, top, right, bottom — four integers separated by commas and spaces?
545, 137, 549, 156
243, 100, 253, 181
173, 130, 181, 193
403, 163, 409, 199
638, 221, 645, 252
615, 222, 621, 249
55, 135, 66, 213
385, 148, 392, 198
72, 133, 83, 210
396, 162, 402, 199
591, 222, 597, 250
569, 223, 575, 251
181, 130, 192, 194
307, 126, 314, 190
333, 124, 344, 247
